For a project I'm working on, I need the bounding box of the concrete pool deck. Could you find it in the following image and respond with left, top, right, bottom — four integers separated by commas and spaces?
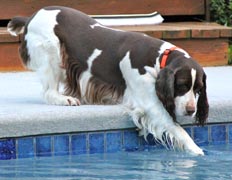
0, 66, 232, 138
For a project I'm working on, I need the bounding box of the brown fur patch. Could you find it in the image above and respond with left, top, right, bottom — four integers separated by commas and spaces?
83, 76, 125, 104
61, 43, 125, 105
19, 37, 30, 67
59, 43, 68, 69
62, 44, 84, 99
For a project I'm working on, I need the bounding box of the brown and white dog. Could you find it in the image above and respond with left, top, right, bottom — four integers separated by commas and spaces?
8, 6, 209, 155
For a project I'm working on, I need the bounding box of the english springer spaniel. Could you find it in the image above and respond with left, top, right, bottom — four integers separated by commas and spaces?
8, 6, 209, 155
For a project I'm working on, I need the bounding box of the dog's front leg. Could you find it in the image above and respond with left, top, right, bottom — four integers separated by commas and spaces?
168, 124, 204, 155
143, 109, 204, 155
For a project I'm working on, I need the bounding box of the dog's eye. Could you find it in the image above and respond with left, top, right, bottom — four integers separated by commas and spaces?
175, 85, 189, 95
194, 83, 203, 94
194, 87, 203, 94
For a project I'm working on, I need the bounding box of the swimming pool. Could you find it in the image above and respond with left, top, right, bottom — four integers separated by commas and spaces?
0, 67, 232, 179
0, 144, 231, 179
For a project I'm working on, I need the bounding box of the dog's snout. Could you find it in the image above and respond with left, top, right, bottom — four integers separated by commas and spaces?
186, 103, 196, 116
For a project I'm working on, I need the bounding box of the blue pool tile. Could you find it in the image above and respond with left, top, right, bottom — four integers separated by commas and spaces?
211, 125, 226, 144
229, 125, 232, 143
18, 137, 34, 158
89, 133, 104, 154
141, 133, 158, 147
139, 135, 148, 149
123, 130, 139, 151
193, 126, 209, 145
140, 133, 162, 150
71, 134, 87, 155
54, 135, 69, 156
106, 131, 122, 153
184, 127, 192, 137
36, 136, 52, 157
0, 139, 16, 160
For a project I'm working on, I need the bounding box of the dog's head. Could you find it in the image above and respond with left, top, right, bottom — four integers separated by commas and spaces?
154, 58, 209, 126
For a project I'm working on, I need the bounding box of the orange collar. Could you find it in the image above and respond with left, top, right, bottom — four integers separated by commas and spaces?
160, 46, 179, 68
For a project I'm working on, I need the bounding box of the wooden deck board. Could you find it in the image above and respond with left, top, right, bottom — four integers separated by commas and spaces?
0, 22, 231, 70
116, 22, 232, 36
2, 22, 232, 42
0, 0, 205, 20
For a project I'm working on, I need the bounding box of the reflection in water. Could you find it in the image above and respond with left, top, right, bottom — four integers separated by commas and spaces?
0, 145, 231, 180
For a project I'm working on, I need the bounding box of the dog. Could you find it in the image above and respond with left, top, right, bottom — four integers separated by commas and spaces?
8, 6, 209, 155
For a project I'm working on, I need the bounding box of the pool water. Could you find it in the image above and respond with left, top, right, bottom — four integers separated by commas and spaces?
0, 144, 231, 180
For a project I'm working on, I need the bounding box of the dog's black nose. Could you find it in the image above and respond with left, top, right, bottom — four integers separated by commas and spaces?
186, 105, 195, 116
186, 110, 195, 116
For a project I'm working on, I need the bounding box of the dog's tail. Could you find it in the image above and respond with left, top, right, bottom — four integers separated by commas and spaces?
7, 17, 29, 36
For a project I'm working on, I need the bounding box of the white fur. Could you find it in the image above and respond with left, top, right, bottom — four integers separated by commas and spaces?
79, 49, 102, 99
25, 9, 61, 70
144, 65, 159, 78
90, 23, 125, 32
120, 52, 203, 155
175, 69, 197, 117
25, 9, 80, 106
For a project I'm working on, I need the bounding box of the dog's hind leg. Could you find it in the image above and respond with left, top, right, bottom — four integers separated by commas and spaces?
38, 42, 80, 106
26, 36, 80, 106
40, 66, 81, 106
19, 9, 81, 105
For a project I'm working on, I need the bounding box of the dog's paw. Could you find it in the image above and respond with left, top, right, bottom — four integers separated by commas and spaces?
44, 91, 81, 106
65, 96, 81, 106
184, 143, 204, 156
49, 95, 81, 106
189, 147, 204, 156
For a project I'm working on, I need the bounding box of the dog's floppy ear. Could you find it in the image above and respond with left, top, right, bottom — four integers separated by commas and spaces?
196, 73, 209, 126
155, 68, 176, 121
